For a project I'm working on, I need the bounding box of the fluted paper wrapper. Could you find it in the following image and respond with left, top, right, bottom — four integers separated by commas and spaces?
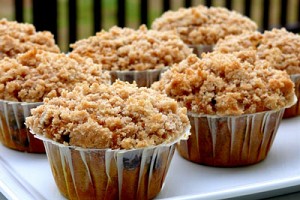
188, 44, 214, 57
283, 74, 300, 118
109, 67, 168, 88
177, 99, 296, 167
0, 100, 44, 153
34, 128, 189, 200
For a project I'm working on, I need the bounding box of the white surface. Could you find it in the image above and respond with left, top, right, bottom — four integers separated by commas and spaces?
0, 117, 299, 200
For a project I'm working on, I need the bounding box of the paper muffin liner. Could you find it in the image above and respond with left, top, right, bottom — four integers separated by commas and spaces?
177, 98, 296, 167
109, 67, 169, 88
0, 100, 44, 153
283, 74, 300, 118
33, 128, 190, 200
188, 44, 214, 57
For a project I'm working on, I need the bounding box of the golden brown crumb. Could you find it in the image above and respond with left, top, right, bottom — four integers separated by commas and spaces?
151, 5, 257, 45
0, 18, 60, 58
26, 80, 190, 149
69, 25, 192, 71
152, 52, 295, 115
215, 28, 300, 75
0, 49, 110, 102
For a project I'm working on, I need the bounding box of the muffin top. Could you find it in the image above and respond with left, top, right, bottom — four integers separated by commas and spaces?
70, 25, 192, 71
152, 52, 295, 115
214, 28, 300, 75
151, 5, 257, 45
0, 49, 110, 102
26, 81, 190, 149
0, 18, 60, 59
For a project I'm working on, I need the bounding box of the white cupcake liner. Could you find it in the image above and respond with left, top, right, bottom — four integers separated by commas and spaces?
177, 97, 297, 167
188, 44, 214, 57
109, 67, 169, 87
33, 128, 190, 200
283, 74, 300, 118
0, 100, 44, 153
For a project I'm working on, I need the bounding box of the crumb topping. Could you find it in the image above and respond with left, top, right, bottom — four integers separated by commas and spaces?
0, 18, 60, 58
151, 5, 257, 45
215, 28, 300, 75
26, 81, 190, 149
0, 49, 110, 102
152, 52, 295, 115
70, 25, 192, 71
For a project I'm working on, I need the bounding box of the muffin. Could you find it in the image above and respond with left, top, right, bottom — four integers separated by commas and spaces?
0, 49, 110, 153
152, 52, 296, 167
215, 28, 300, 117
0, 18, 60, 59
151, 5, 257, 57
26, 80, 190, 200
69, 25, 192, 87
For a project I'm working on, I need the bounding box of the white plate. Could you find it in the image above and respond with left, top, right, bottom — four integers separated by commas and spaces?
0, 117, 299, 200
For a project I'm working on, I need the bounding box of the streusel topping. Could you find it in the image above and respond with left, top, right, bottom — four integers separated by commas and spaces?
215, 28, 300, 75
70, 25, 192, 71
151, 5, 257, 45
0, 49, 110, 102
152, 52, 295, 115
0, 18, 60, 59
26, 81, 190, 149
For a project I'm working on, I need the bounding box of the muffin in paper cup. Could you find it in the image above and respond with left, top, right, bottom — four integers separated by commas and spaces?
152, 5, 257, 58
109, 67, 169, 87
0, 100, 44, 153
152, 52, 296, 167
283, 74, 300, 118
26, 81, 190, 199
177, 97, 296, 167
69, 25, 192, 87
0, 50, 109, 153
34, 129, 188, 200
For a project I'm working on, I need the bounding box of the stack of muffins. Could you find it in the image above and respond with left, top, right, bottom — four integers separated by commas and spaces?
0, 2, 298, 200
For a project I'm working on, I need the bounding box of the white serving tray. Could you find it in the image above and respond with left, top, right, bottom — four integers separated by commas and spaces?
0, 117, 299, 200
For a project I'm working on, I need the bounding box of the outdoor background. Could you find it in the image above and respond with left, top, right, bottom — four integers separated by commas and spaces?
0, 0, 299, 51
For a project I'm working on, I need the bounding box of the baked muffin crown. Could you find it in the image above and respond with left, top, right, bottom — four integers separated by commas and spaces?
0, 18, 60, 58
152, 51, 295, 115
215, 28, 300, 75
151, 5, 257, 45
70, 25, 192, 71
26, 80, 190, 149
0, 49, 110, 102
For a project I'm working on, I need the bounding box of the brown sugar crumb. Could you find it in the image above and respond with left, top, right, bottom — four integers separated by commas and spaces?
215, 28, 300, 75
26, 80, 190, 149
69, 25, 192, 71
151, 5, 257, 45
152, 52, 295, 115
0, 18, 60, 58
0, 49, 110, 102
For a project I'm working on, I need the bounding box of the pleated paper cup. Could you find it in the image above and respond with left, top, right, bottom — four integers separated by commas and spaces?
188, 44, 214, 57
283, 74, 300, 118
33, 128, 189, 200
177, 98, 296, 167
109, 67, 169, 88
0, 100, 44, 153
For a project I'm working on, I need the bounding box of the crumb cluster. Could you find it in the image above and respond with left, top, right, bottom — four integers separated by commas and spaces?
152, 52, 295, 115
70, 25, 192, 71
26, 81, 190, 149
215, 28, 300, 75
151, 5, 257, 45
0, 18, 60, 58
0, 49, 110, 102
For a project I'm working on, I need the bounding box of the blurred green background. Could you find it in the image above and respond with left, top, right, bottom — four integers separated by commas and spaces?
0, 0, 299, 52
